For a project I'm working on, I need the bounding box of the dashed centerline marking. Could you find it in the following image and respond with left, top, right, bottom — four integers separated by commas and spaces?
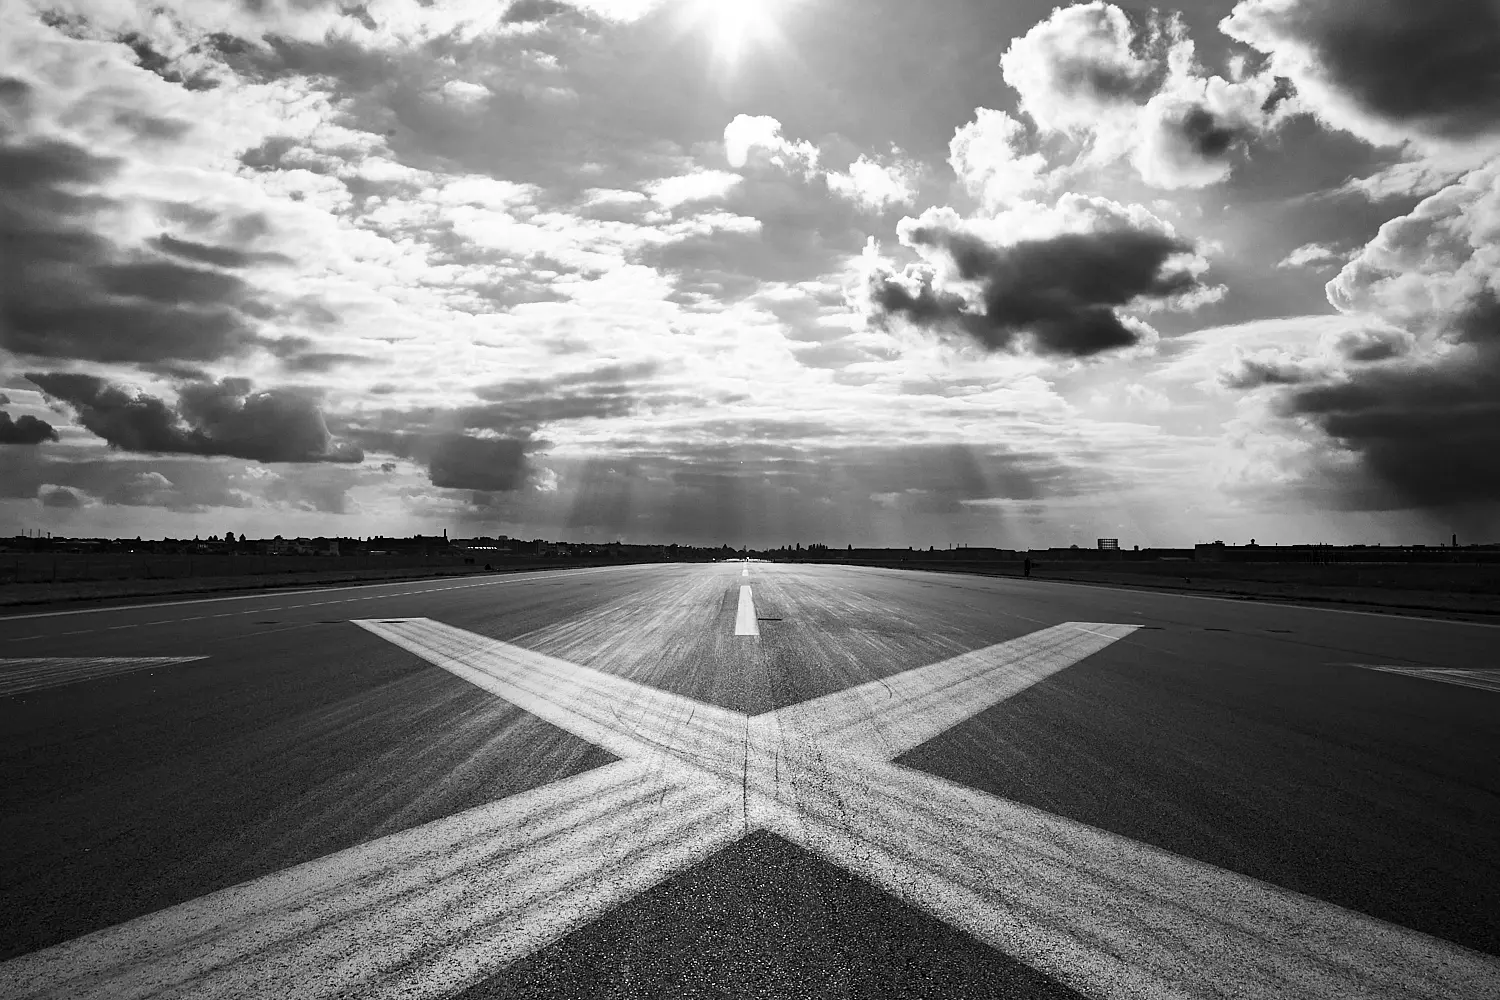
734, 585, 759, 636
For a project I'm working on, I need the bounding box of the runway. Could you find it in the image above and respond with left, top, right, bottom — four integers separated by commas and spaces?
1, 561, 1497, 998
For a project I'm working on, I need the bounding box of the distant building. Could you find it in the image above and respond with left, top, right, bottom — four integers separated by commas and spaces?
1097, 538, 1119, 550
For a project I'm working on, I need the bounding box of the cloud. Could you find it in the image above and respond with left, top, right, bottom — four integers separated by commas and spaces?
0, 411, 58, 445
1228, 160, 1500, 508
1131, 86, 1265, 189
1000, 1, 1162, 134
1277, 242, 1344, 269
858, 205, 1206, 357
1217, 349, 1319, 389
0, 127, 278, 366
40, 485, 86, 509
723, 114, 818, 172
948, 108, 1049, 211
1330, 327, 1411, 362
340, 360, 667, 493
27, 373, 364, 463
503, 0, 579, 24
1281, 346, 1500, 507
720, 114, 912, 215
440, 79, 492, 105
986, 4, 1290, 189
648, 170, 742, 209
0, 452, 284, 512
426, 434, 529, 491
825, 155, 917, 212
149, 233, 291, 269
1222, 0, 1500, 149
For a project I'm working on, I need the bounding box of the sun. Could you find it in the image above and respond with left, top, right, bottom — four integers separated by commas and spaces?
681, 0, 786, 66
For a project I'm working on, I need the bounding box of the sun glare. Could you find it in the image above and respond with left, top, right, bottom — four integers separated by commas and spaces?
683, 0, 785, 66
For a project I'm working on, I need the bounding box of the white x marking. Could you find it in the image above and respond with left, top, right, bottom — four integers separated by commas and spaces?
1, 619, 1495, 1000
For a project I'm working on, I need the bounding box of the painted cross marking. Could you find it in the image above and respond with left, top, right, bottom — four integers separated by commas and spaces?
1, 619, 1495, 1000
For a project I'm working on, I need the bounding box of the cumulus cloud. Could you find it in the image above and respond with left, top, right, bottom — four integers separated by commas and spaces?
440, 79, 492, 105
825, 155, 917, 212
978, 3, 1291, 190
1222, 0, 1500, 150
27, 373, 364, 463
857, 203, 1208, 357
724, 114, 818, 172
721, 114, 914, 215
1000, 1, 1162, 134
0, 410, 58, 445
948, 108, 1049, 210
1228, 160, 1500, 509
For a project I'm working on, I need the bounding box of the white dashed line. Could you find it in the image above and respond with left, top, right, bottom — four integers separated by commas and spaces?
734, 585, 759, 636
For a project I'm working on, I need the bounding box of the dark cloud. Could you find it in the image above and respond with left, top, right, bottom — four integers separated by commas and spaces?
503, 0, 576, 23
150, 233, 292, 269
0, 450, 362, 513
280, 352, 375, 373
1335, 328, 1411, 362
1175, 105, 1247, 159
867, 224, 1199, 356
40, 485, 85, 509
0, 132, 280, 366
466, 360, 661, 427
1225, 0, 1500, 142
427, 434, 528, 491
1218, 354, 1315, 389
1280, 341, 1500, 506
0, 411, 58, 445
1231, 161, 1500, 511
27, 373, 363, 463
1260, 75, 1296, 115
339, 362, 676, 493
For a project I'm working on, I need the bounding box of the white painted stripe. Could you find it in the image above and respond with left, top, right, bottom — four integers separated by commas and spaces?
10, 620, 1496, 1000
748, 747, 1497, 1000
0, 657, 208, 696
734, 585, 759, 636
353, 619, 746, 766
0, 760, 744, 1000
774, 622, 1137, 758
742, 567, 749, 577
1337, 662, 1500, 693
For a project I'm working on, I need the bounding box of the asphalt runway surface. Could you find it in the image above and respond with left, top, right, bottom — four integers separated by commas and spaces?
1, 562, 1497, 998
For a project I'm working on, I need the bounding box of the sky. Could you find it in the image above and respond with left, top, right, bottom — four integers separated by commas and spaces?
1, 0, 1498, 548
